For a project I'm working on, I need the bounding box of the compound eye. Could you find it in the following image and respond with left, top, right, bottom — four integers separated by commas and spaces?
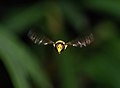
57, 46, 60, 50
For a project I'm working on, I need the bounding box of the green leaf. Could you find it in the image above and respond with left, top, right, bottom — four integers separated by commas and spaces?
4, 3, 44, 32
83, 0, 120, 19
60, 2, 88, 32
0, 27, 53, 88
56, 50, 80, 88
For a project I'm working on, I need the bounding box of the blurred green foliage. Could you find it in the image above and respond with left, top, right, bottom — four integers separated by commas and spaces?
0, 1, 120, 88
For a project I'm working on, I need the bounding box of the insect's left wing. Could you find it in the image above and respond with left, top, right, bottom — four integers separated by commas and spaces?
28, 30, 54, 45
66, 33, 94, 48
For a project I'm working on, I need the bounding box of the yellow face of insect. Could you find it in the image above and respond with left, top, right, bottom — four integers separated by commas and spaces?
56, 44, 63, 54
53, 40, 68, 54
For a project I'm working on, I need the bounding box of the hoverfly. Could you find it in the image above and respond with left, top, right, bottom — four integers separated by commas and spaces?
28, 30, 94, 54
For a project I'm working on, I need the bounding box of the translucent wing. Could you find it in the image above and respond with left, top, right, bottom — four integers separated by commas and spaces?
66, 33, 94, 48
28, 30, 54, 45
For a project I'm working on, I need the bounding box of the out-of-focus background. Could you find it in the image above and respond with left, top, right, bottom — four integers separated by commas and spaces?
0, 0, 120, 88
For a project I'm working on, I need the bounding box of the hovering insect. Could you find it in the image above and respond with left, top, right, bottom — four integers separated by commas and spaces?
28, 30, 94, 54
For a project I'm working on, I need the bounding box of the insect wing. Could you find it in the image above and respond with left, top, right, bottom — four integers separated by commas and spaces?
28, 30, 54, 45
66, 33, 94, 48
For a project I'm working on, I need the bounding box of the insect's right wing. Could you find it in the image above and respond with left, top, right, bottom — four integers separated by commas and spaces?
66, 33, 94, 48
28, 30, 54, 45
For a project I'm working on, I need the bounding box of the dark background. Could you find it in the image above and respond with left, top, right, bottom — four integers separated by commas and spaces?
0, 0, 120, 88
